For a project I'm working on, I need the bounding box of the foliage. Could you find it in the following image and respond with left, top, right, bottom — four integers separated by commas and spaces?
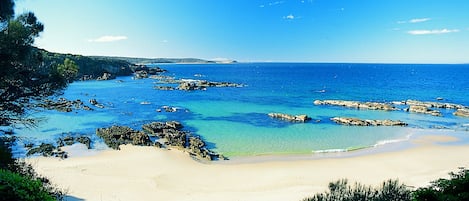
0, 169, 55, 201
302, 179, 412, 201
56, 58, 79, 83
40, 50, 133, 79
413, 167, 469, 201
0, 0, 66, 126
0, 137, 64, 200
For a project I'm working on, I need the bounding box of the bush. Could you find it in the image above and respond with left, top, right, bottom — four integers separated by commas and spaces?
0, 137, 64, 200
0, 169, 55, 201
413, 167, 469, 201
302, 179, 412, 201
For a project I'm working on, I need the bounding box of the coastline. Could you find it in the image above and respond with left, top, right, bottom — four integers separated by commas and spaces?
26, 132, 469, 201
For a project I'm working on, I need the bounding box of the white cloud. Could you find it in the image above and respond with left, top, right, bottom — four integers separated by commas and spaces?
397, 18, 431, 24
408, 29, 460, 35
269, 1, 285, 6
284, 14, 295, 20
409, 18, 431, 23
88, 35, 128, 42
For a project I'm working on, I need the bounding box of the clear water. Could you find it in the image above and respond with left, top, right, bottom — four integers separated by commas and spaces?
11, 63, 469, 157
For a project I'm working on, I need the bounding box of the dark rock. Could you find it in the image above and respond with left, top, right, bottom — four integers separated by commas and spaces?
89, 99, 104, 108
26, 143, 56, 157
57, 135, 92, 149
96, 72, 115, 81
177, 80, 244, 91
331, 117, 407, 126
96, 126, 152, 150
154, 86, 175, 91
142, 121, 224, 161
37, 98, 91, 112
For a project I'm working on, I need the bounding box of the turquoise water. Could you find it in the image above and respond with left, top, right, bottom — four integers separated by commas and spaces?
11, 63, 469, 157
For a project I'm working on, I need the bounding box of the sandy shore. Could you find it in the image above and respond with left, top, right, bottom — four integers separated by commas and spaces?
26, 135, 469, 201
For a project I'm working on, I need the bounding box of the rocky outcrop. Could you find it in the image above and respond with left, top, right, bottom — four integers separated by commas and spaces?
133, 70, 149, 79
331, 117, 407, 126
57, 135, 92, 149
37, 98, 93, 112
454, 108, 469, 118
314, 100, 397, 111
89, 99, 104, 108
405, 100, 466, 110
177, 80, 244, 91
268, 113, 311, 122
96, 126, 152, 150
406, 105, 442, 116
142, 121, 225, 160
96, 72, 115, 81
26, 143, 67, 158
154, 86, 175, 91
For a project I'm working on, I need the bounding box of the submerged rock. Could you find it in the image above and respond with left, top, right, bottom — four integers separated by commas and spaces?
268, 113, 311, 122
314, 100, 397, 111
331, 117, 407, 126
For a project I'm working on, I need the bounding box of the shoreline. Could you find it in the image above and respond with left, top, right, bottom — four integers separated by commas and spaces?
26, 132, 469, 201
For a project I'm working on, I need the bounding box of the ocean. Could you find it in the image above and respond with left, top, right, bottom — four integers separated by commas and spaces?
11, 63, 469, 157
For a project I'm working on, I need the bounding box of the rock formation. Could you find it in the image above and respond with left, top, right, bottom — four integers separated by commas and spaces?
454, 108, 469, 118
96, 126, 152, 150
142, 121, 225, 160
331, 117, 407, 126
406, 105, 442, 116
96, 72, 115, 81
405, 100, 466, 110
268, 113, 311, 122
314, 100, 397, 111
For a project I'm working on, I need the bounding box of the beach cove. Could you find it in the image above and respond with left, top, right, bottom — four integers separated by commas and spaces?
27, 133, 469, 201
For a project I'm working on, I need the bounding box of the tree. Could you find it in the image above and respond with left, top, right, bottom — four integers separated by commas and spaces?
413, 168, 469, 201
56, 58, 79, 83
0, 0, 66, 126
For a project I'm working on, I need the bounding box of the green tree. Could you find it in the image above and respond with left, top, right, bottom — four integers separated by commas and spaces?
413, 168, 469, 201
0, 0, 66, 126
56, 58, 79, 83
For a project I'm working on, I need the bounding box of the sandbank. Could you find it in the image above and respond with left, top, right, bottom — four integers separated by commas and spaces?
26, 134, 469, 201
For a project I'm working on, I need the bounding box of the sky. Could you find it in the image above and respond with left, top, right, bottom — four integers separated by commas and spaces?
14, 0, 469, 63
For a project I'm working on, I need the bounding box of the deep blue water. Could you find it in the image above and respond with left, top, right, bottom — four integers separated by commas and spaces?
11, 63, 469, 157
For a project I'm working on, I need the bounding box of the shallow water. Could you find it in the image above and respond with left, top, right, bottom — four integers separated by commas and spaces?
10, 63, 469, 157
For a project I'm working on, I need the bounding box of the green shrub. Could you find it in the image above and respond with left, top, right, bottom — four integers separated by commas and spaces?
303, 179, 412, 201
0, 169, 55, 201
413, 167, 469, 201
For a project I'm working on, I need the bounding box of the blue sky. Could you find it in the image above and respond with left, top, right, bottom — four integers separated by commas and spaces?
14, 0, 469, 63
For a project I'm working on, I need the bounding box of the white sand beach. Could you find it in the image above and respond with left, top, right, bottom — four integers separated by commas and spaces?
27, 135, 469, 201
